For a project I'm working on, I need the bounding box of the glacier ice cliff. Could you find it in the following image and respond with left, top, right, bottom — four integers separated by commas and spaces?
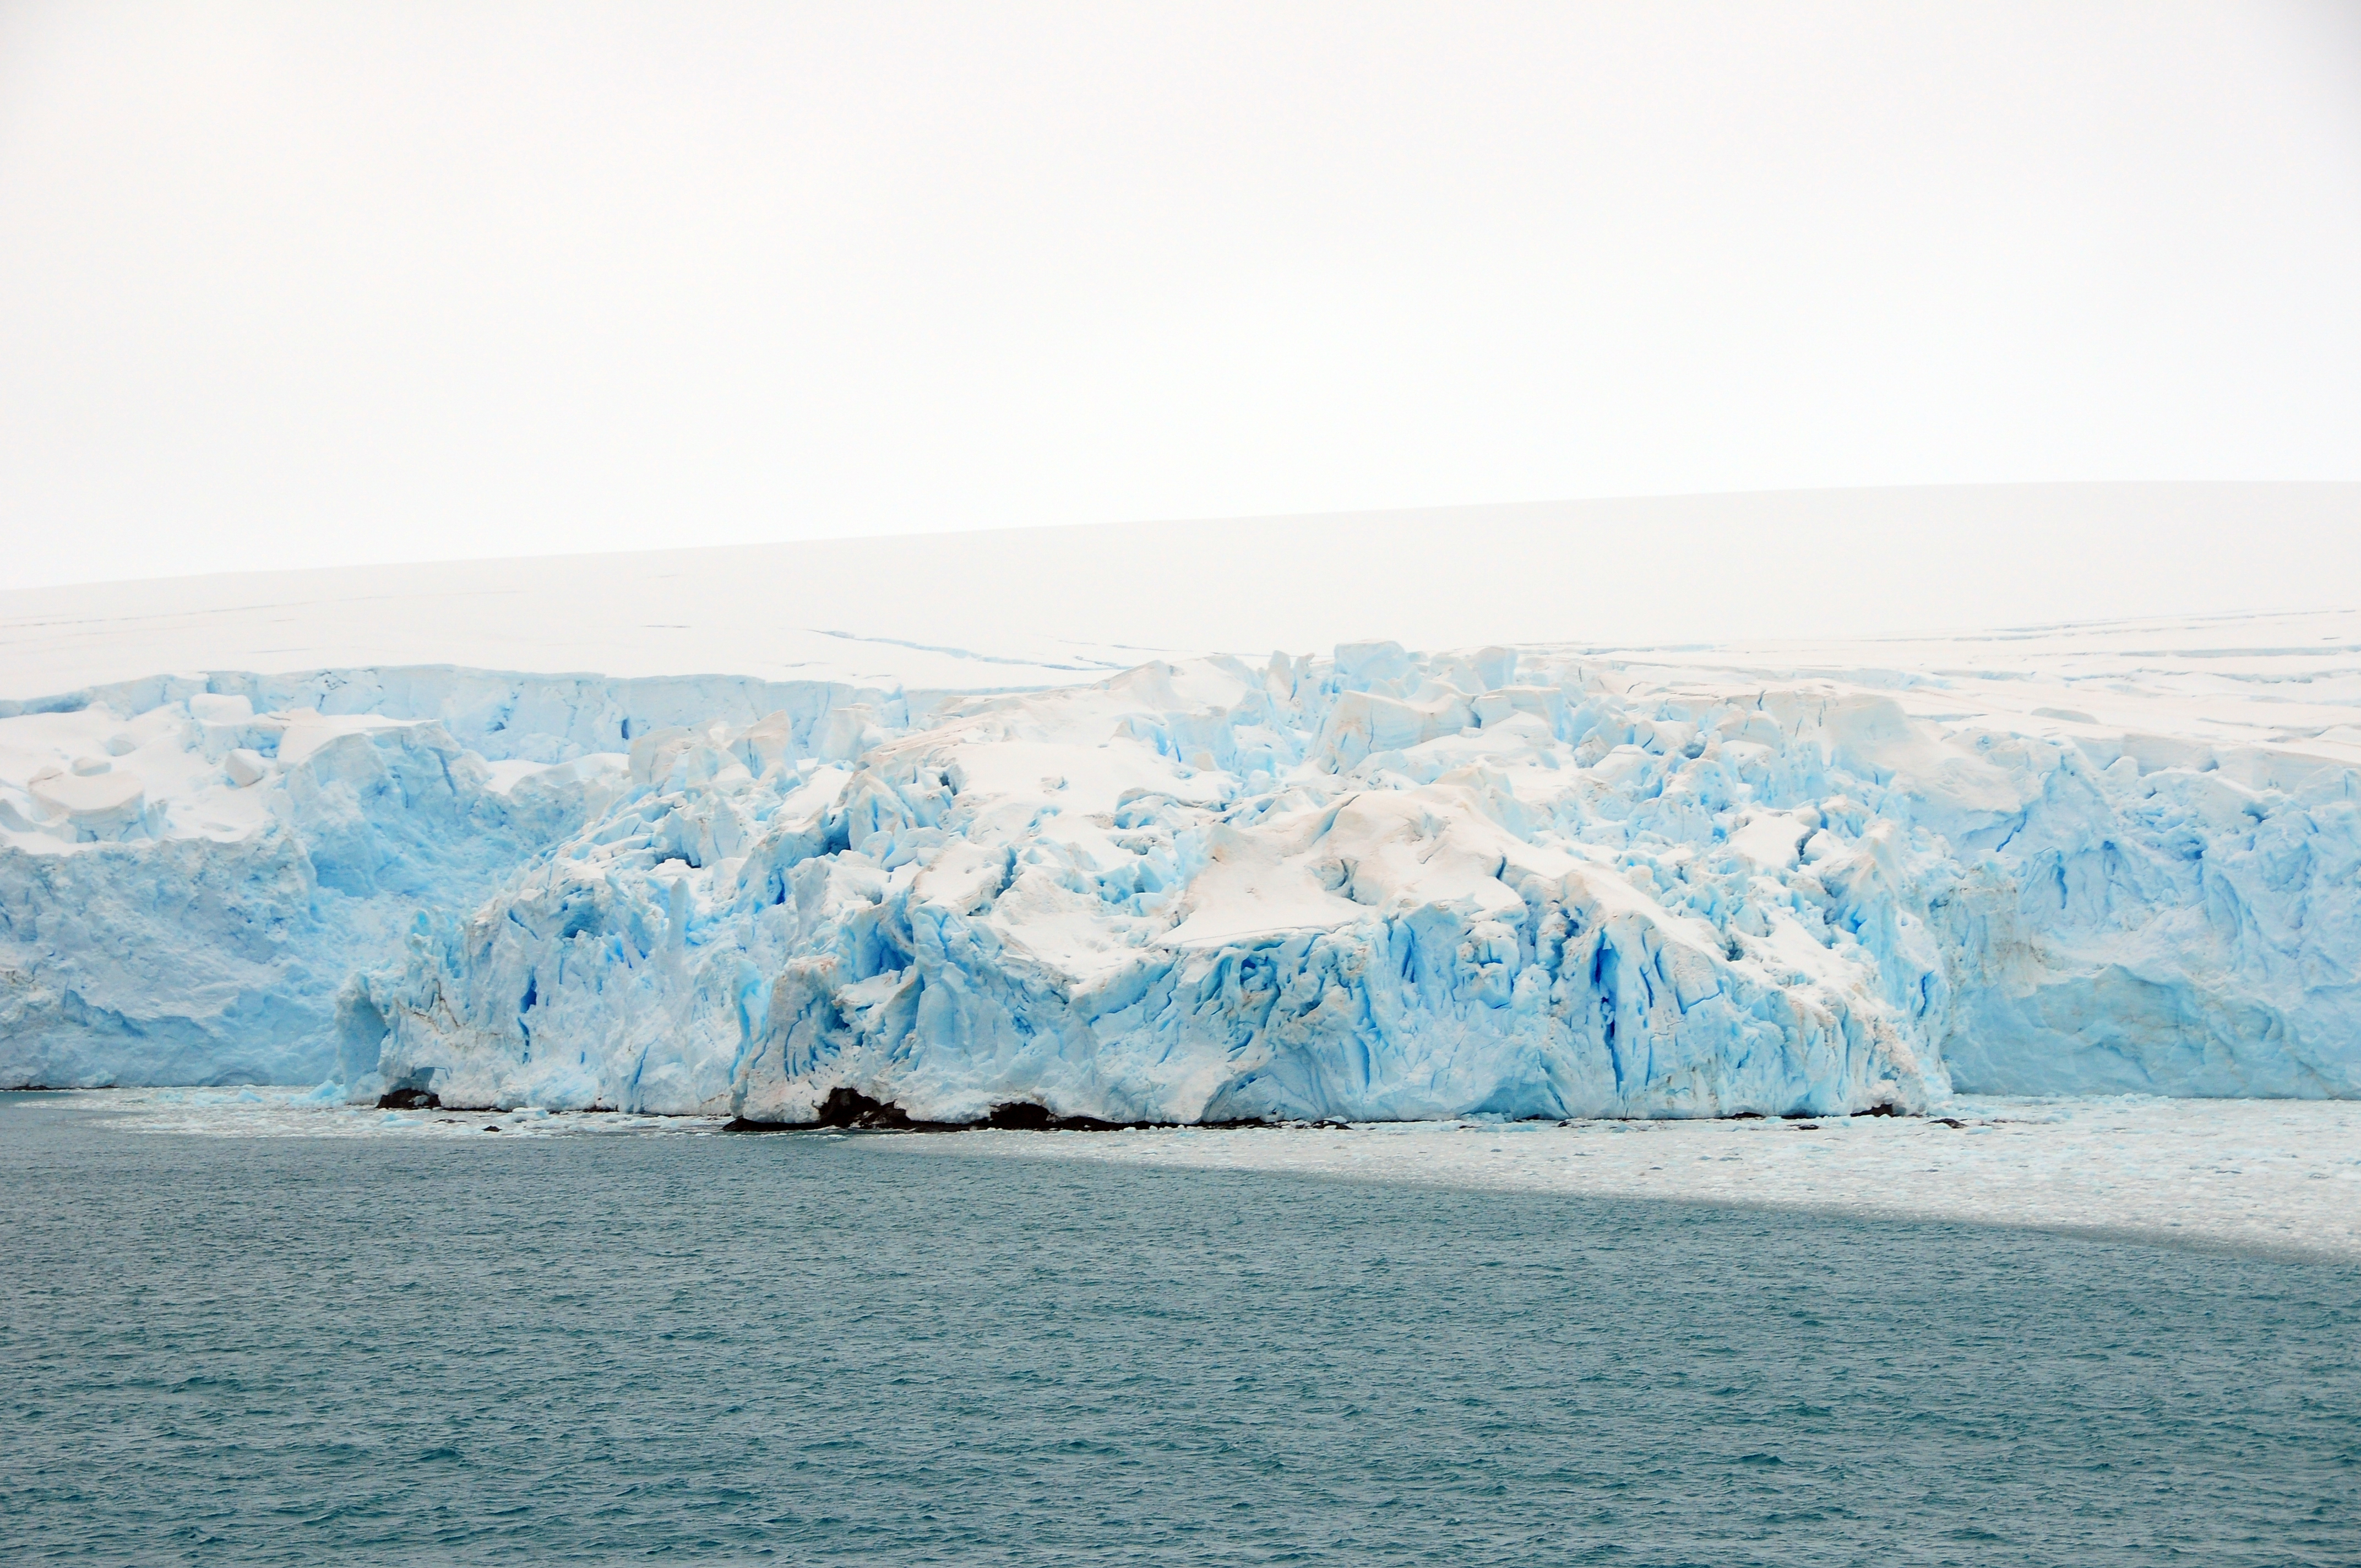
4, 641, 2358, 1118
0, 669, 918, 1087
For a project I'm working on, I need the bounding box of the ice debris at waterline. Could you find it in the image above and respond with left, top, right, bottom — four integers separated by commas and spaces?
3, 638, 2359, 1120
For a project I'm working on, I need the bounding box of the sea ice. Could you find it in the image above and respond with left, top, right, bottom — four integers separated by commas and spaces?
899, 1096, 2361, 1263
48, 1087, 2361, 1264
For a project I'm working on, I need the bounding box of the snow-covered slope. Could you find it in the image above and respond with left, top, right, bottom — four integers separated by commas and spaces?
4, 605, 2357, 1115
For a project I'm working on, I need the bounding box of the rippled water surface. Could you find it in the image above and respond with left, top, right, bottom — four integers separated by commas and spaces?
4, 1093, 2357, 1566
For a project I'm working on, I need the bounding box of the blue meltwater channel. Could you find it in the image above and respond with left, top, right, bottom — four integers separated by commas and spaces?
3, 1093, 2356, 1566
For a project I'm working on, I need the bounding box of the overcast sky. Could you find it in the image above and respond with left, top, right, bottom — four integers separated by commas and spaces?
2, 1, 2358, 590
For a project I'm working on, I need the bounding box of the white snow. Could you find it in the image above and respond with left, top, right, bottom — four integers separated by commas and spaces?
0, 700, 433, 847
6, 484, 2357, 704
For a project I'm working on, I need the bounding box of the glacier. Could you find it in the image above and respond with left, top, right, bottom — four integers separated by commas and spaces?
5, 630, 2357, 1120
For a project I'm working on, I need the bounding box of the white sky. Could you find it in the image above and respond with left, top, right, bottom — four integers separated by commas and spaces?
2, 2, 2359, 592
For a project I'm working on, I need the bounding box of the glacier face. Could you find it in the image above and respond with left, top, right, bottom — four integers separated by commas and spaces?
0, 669, 919, 1088
369, 643, 2361, 1119
6, 642, 2358, 1116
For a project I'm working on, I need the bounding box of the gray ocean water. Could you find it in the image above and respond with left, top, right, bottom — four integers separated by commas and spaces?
3, 1094, 2356, 1566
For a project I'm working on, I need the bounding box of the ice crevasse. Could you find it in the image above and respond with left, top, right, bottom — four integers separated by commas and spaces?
3, 643, 2357, 1119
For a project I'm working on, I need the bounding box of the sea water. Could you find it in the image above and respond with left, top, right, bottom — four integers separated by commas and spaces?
3, 1093, 2355, 1566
